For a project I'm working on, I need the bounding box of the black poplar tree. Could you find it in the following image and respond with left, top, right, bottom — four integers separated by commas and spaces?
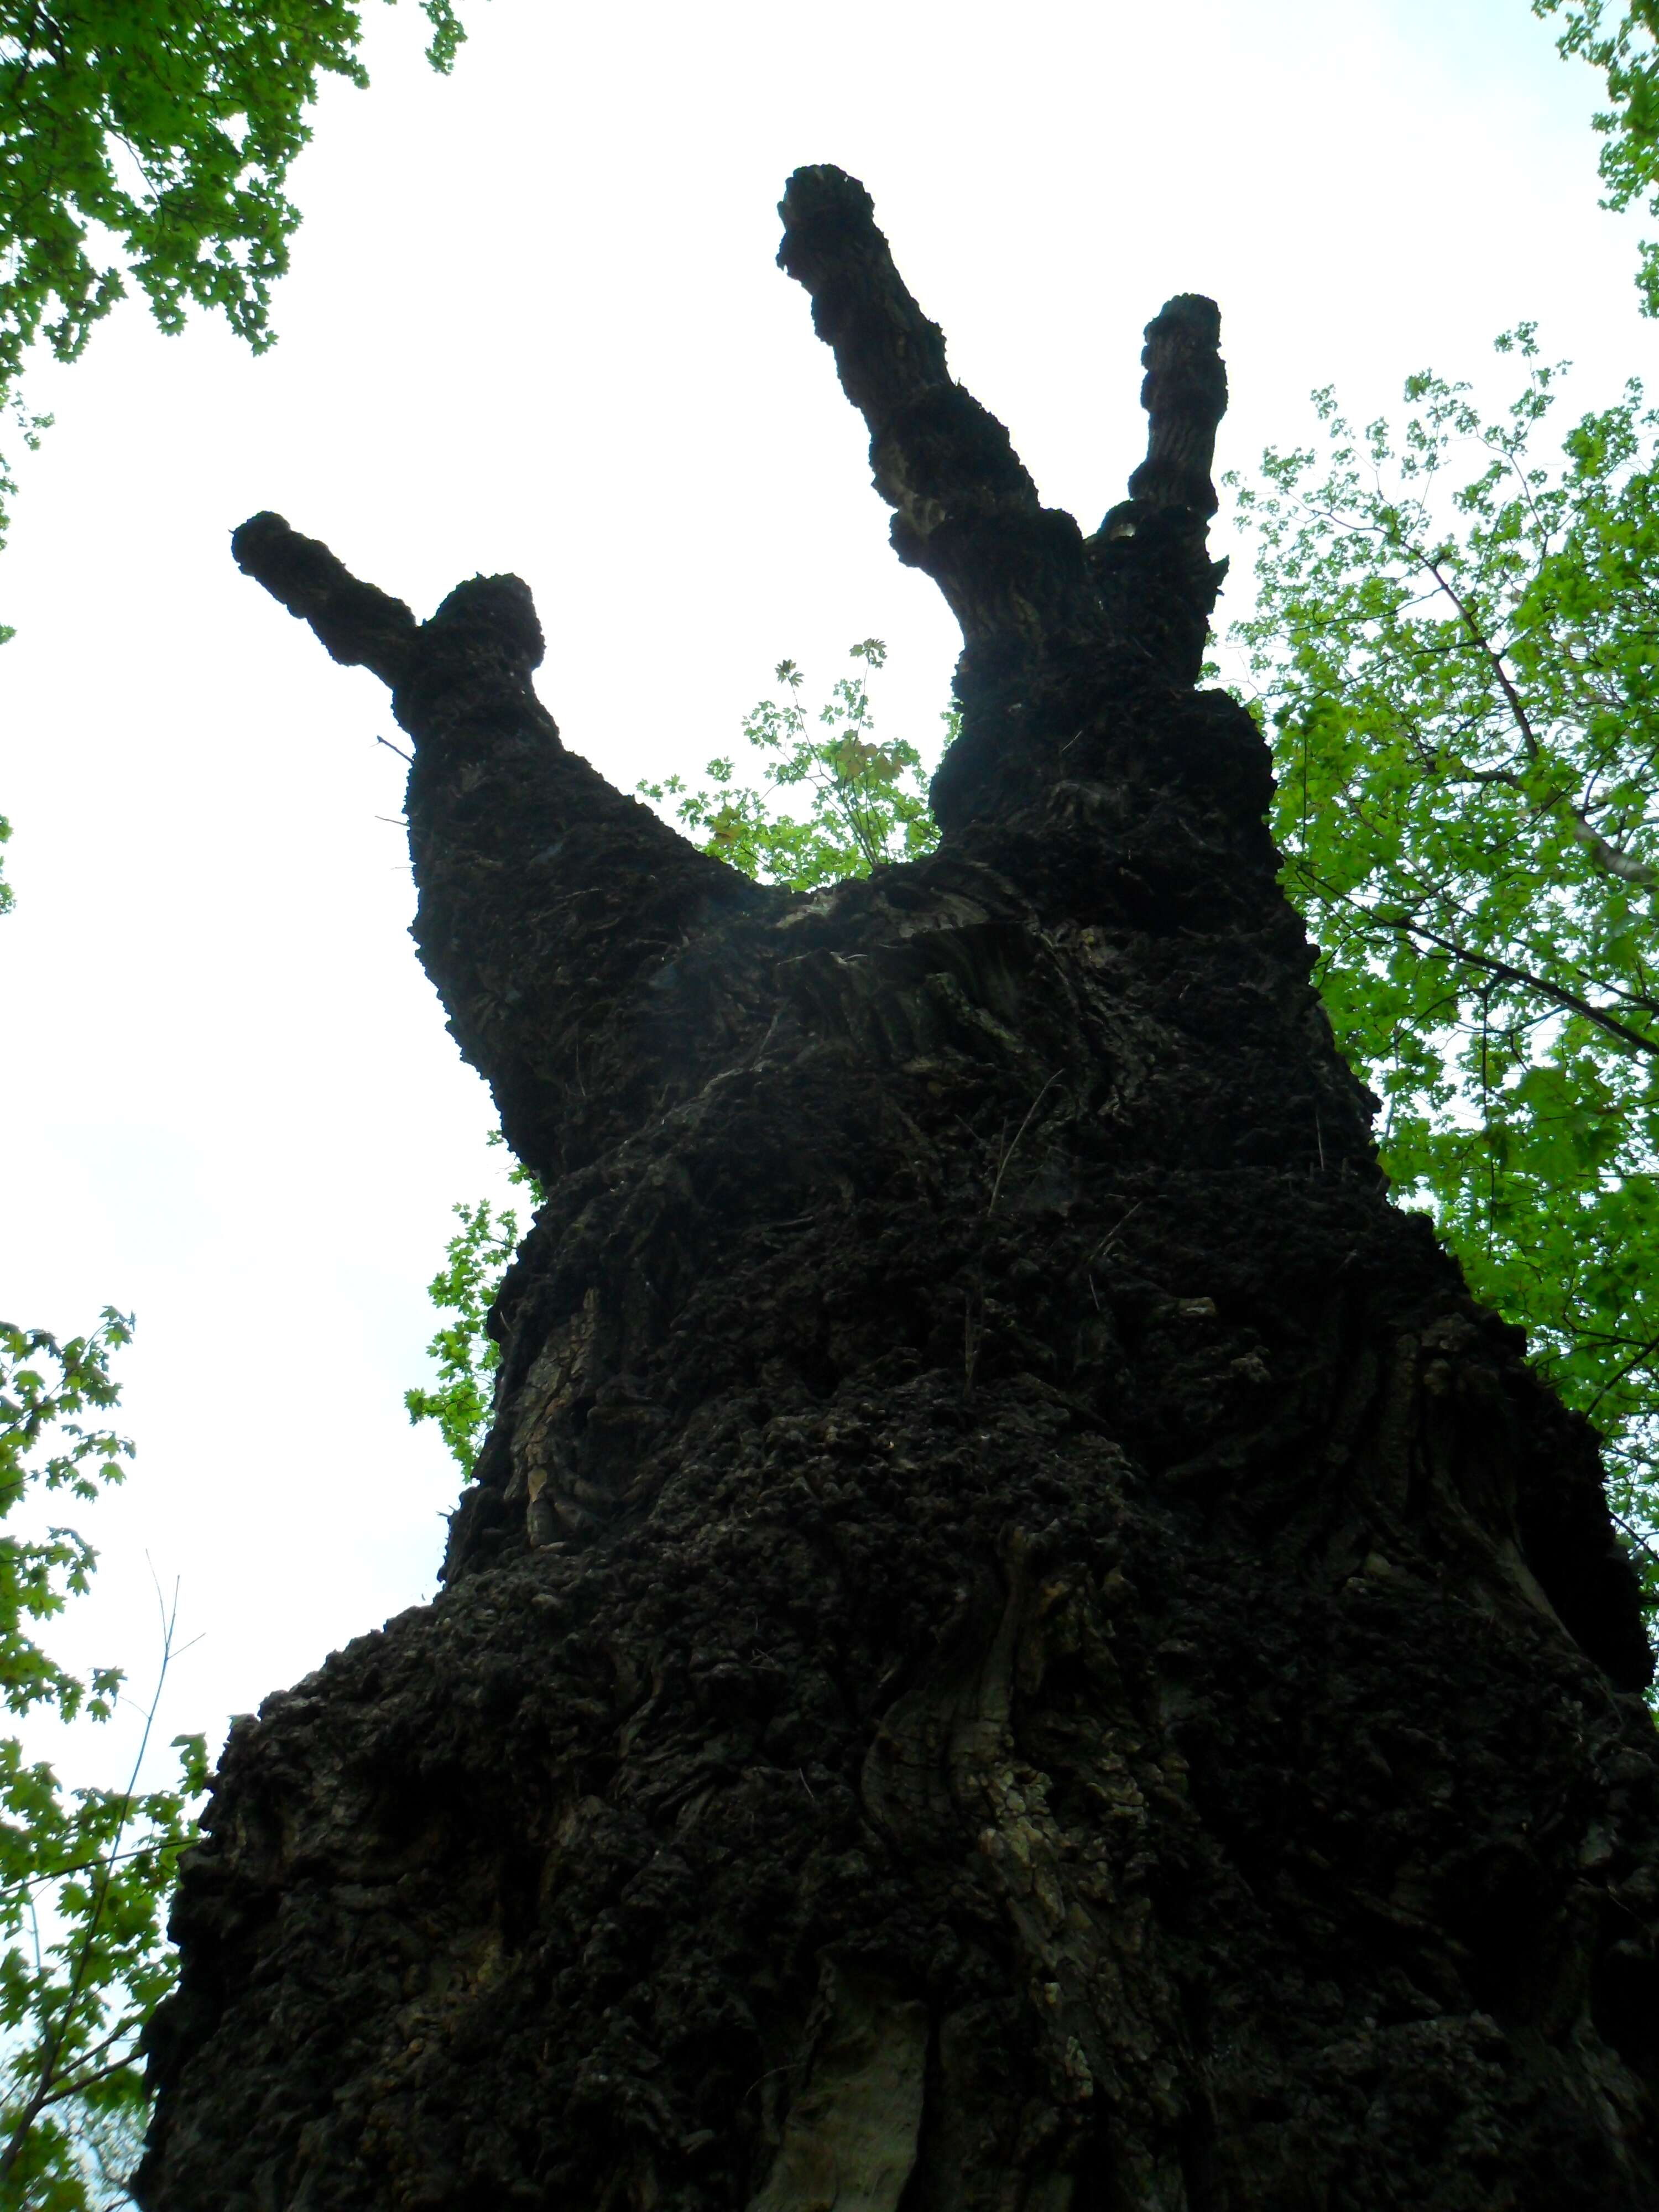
138, 170, 1659, 2210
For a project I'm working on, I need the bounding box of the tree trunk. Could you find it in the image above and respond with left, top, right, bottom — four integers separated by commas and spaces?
137, 169, 1659, 2212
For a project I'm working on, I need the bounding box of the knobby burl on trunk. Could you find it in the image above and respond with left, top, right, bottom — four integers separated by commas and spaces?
138, 169, 1659, 2212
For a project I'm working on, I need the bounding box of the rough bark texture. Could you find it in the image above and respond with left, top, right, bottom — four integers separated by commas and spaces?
138, 169, 1659, 2212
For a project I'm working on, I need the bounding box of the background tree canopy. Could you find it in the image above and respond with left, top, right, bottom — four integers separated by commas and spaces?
1538, 1, 1659, 311
0, 1316, 206, 2209
0, 0, 466, 591
1230, 330, 1659, 1617
637, 641, 944, 890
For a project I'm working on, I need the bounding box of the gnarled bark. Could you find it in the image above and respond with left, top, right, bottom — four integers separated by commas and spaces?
137, 168, 1659, 2212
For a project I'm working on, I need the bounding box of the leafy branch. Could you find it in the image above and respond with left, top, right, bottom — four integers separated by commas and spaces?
0, 1314, 207, 2208
1536, 0, 1659, 313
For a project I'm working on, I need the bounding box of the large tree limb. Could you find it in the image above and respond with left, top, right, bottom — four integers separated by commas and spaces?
777, 165, 1090, 650
231, 511, 420, 685
1126, 293, 1227, 520
777, 168, 1229, 697
1088, 295, 1229, 686
232, 514, 768, 1182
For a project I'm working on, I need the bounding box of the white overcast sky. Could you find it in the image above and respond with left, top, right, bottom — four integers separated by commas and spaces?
2, 0, 1653, 1785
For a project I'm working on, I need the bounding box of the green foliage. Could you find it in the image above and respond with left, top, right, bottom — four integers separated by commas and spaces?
1, 1314, 132, 1727
0, 0, 467, 561
0, 1314, 207, 2209
405, 1138, 542, 1476
413, 645, 948, 1475
1, 811, 12, 916
637, 641, 945, 890
1536, 0, 1659, 312
1230, 331, 1659, 1612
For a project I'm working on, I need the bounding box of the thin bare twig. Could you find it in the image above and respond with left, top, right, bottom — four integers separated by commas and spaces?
988, 1073, 1061, 1215
1088, 1201, 1144, 1266
1610, 1506, 1659, 1571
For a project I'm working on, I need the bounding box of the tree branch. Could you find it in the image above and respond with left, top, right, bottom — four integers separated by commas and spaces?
1405, 549, 1659, 892
1584, 1328, 1659, 1419
776, 165, 1088, 648
232, 515, 771, 1183
1370, 910, 1659, 1057
1088, 295, 1229, 685
1127, 293, 1227, 520
231, 512, 419, 686
1562, 806, 1659, 890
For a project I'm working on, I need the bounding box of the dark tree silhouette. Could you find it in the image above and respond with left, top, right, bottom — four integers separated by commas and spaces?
138, 169, 1659, 2212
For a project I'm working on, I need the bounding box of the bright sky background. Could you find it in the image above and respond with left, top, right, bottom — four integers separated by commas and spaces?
2, 0, 1653, 1787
